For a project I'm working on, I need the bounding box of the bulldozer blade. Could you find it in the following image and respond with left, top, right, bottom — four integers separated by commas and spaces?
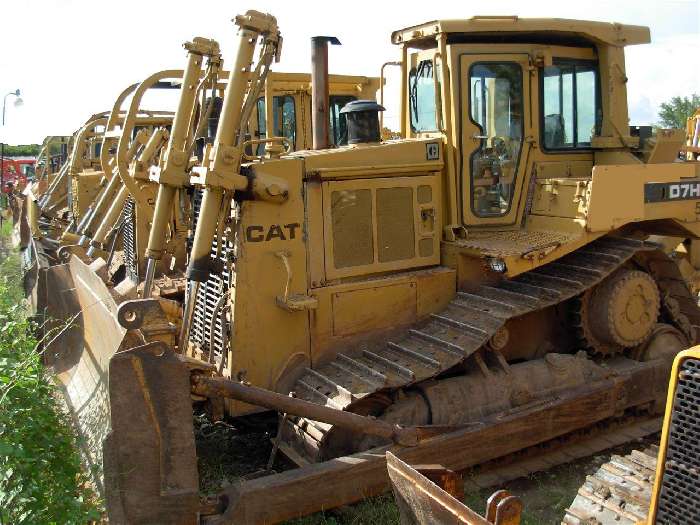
23, 235, 58, 311
38, 259, 200, 523
104, 341, 199, 524
23, 237, 43, 309
386, 452, 523, 525
39, 255, 127, 497
12, 208, 30, 251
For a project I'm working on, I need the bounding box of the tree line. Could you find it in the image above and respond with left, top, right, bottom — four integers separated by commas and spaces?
0, 93, 697, 156
1, 144, 41, 157
657, 94, 699, 129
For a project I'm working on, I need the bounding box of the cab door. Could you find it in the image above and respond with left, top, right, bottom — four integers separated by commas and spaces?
459, 54, 532, 226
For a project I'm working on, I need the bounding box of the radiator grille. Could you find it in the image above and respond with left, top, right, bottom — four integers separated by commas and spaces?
331, 189, 373, 268
70, 176, 80, 218
655, 357, 700, 524
376, 187, 415, 263
188, 189, 232, 363
122, 197, 138, 282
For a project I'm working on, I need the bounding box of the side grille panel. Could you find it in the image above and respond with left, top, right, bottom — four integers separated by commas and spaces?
188, 190, 232, 363
122, 197, 138, 282
70, 177, 79, 218
655, 357, 700, 524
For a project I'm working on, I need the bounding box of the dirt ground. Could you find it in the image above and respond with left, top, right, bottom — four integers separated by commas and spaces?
195, 411, 658, 525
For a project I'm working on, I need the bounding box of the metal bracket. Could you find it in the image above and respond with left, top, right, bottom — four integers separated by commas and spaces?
117, 298, 177, 341
184, 37, 221, 58
275, 251, 318, 312
444, 224, 466, 242
486, 490, 524, 525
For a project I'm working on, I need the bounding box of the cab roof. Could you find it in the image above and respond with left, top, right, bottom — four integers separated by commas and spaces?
391, 16, 650, 49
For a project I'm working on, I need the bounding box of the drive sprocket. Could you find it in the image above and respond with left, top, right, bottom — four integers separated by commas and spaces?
575, 268, 660, 355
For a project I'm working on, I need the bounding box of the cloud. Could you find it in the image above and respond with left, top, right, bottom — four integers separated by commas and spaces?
629, 95, 656, 125
626, 33, 700, 125
0, 0, 698, 143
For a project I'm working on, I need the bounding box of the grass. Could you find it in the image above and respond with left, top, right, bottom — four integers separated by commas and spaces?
281, 468, 587, 525
0, 219, 12, 240
0, 231, 101, 524
281, 441, 653, 525
285, 494, 400, 525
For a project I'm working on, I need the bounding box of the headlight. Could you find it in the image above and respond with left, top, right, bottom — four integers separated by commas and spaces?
487, 257, 507, 273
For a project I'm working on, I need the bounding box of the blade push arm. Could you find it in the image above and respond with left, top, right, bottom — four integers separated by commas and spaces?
142, 38, 221, 297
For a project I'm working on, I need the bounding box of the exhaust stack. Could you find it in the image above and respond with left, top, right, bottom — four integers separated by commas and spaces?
310, 36, 340, 150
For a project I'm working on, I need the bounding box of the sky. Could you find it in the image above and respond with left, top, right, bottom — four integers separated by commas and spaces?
0, 0, 698, 145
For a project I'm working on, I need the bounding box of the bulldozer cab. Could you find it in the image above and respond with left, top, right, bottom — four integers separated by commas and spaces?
249, 72, 379, 153
34, 136, 70, 182
110, 69, 378, 286
396, 17, 651, 230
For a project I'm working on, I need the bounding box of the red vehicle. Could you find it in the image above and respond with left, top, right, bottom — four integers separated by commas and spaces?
1, 156, 35, 192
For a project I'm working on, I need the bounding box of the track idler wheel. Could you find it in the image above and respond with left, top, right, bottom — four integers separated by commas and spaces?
577, 269, 660, 355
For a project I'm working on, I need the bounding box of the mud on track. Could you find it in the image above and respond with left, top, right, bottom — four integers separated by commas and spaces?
194, 406, 660, 524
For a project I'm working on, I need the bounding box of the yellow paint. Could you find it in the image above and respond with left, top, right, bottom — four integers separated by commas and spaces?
196, 17, 700, 419
647, 346, 700, 524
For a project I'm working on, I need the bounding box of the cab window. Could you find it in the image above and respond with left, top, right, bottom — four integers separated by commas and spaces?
329, 95, 356, 146
541, 61, 599, 149
409, 59, 439, 132
469, 62, 524, 217
255, 95, 296, 154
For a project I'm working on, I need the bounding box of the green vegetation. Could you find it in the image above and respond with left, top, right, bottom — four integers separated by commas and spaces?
658, 93, 700, 129
0, 144, 41, 157
0, 235, 100, 524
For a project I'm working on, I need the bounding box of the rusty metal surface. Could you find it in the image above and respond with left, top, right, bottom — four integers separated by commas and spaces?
562, 447, 658, 525
41, 256, 127, 496
206, 351, 677, 525
286, 237, 662, 462
37, 256, 199, 523
574, 268, 662, 355
387, 452, 522, 525
192, 375, 419, 446
22, 236, 53, 311
11, 194, 31, 250
104, 342, 199, 524
464, 416, 662, 492
310, 36, 340, 150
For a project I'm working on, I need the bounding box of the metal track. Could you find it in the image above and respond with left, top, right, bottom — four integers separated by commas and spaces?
465, 415, 661, 492
562, 446, 658, 524
643, 249, 700, 343
285, 236, 683, 462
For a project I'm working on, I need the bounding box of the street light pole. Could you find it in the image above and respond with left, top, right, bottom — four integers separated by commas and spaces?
1, 89, 23, 217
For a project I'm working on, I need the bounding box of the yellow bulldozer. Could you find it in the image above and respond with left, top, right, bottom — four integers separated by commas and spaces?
39, 11, 700, 524
24, 60, 378, 292
28, 135, 71, 206
685, 108, 700, 162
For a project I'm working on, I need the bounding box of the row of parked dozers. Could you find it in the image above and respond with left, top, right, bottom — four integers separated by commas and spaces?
10, 9, 700, 524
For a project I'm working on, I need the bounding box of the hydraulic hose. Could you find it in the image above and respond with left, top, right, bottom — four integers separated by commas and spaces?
142, 38, 221, 298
